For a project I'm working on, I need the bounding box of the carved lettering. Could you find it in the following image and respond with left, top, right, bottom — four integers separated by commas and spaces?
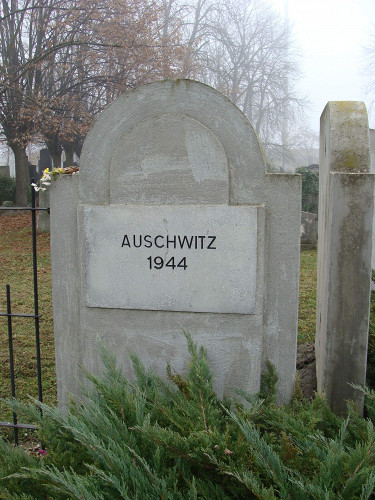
207, 236, 216, 249
121, 234, 217, 250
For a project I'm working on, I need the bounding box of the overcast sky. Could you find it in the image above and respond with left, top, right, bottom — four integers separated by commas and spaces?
269, 0, 375, 133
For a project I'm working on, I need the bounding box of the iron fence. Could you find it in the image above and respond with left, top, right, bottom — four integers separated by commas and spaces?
0, 184, 49, 445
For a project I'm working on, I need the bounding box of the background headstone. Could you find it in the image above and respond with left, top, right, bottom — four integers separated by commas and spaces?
50, 80, 301, 409
301, 211, 318, 249
28, 164, 38, 183
0, 165, 10, 177
38, 148, 52, 174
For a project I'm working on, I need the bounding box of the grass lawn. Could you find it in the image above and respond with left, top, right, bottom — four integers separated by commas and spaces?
0, 213, 318, 438
0, 214, 56, 439
298, 248, 317, 344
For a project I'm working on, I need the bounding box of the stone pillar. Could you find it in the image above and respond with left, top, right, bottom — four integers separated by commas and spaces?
316, 102, 374, 414
50, 175, 80, 410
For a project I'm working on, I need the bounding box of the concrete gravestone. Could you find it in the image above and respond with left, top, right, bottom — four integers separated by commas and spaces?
316, 102, 374, 414
50, 80, 301, 408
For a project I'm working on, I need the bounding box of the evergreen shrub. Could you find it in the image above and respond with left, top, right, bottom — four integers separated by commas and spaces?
296, 167, 319, 213
0, 174, 16, 204
1, 333, 375, 499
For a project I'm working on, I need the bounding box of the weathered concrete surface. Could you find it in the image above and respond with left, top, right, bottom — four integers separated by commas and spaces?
37, 188, 50, 232
50, 175, 80, 408
51, 80, 301, 407
83, 205, 258, 314
316, 102, 374, 414
80, 80, 267, 206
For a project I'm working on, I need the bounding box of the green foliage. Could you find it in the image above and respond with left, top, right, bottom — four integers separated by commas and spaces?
0, 175, 32, 206
0, 174, 16, 204
0, 438, 45, 498
258, 359, 278, 404
296, 167, 319, 213
1, 334, 375, 499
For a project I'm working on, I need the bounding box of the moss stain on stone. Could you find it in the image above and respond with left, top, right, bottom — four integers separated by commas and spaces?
329, 102, 370, 173
337, 150, 362, 171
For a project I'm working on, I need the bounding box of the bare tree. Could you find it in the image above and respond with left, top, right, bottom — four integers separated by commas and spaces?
1, 0, 305, 202
0, 0, 185, 200
158, 0, 305, 164
195, 0, 303, 161
0, 0, 98, 203
159, 0, 219, 78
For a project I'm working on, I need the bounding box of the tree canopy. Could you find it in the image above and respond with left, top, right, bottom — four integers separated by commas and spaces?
0, 0, 305, 204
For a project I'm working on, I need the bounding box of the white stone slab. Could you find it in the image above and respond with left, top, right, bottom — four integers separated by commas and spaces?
84, 205, 258, 314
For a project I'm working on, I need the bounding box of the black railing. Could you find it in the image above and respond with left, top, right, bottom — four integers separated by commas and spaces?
0, 184, 49, 445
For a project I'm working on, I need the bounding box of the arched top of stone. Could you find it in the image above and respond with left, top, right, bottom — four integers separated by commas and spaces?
80, 79, 267, 205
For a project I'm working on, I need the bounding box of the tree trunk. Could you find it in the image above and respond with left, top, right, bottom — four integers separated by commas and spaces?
44, 137, 62, 168
63, 142, 75, 166
10, 143, 29, 206
50, 151, 62, 168
74, 138, 84, 160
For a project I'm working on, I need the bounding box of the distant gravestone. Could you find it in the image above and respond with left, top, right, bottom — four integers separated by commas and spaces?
0, 165, 10, 177
28, 164, 38, 182
301, 211, 317, 249
49, 80, 301, 408
38, 148, 52, 174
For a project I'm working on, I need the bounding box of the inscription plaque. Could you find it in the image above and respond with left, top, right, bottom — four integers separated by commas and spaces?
84, 205, 258, 314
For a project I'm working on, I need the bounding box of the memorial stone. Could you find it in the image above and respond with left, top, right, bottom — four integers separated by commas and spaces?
38, 148, 52, 173
0, 165, 10, 177
50, 80, 301, 408
301, 211, 318, 250
316, 102, 374, 415
28, 164, 38, 182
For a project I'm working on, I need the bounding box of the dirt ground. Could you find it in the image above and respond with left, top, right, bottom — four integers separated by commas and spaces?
0, 211, 30, 232
296, 343, 317, 399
